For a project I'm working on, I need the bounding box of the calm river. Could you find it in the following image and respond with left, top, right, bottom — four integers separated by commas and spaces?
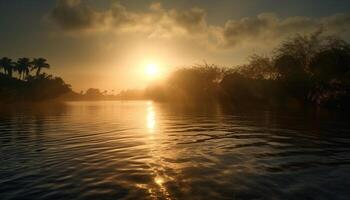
1, 101, 350, 200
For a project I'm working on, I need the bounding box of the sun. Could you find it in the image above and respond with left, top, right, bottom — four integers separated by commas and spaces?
145, 63, 159, 77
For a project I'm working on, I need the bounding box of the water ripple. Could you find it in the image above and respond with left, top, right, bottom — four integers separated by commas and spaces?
1, 101, 350, 199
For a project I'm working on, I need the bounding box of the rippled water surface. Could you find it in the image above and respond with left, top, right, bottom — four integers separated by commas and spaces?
1, 101, 350, 200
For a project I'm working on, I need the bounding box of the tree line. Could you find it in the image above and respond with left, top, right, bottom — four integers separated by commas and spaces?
0, 57, 50, 80
2, 31, 349, 108
146, 32, 350, 109
0, 57, 71, 102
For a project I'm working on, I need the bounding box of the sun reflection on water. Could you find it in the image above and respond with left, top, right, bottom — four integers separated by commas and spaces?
147, 101, 156, 133
154, 176, 164, 185
144, 101, 173, 199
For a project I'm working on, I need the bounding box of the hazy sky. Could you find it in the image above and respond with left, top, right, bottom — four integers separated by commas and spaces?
1, 0, 350, 91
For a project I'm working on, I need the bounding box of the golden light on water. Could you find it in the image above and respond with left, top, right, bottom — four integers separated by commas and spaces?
154, 176, 164, 185
147, 101, 156, 132
143, 102, 172, 199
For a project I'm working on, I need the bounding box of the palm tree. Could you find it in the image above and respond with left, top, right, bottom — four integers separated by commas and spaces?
32, 58, 50, 76
16, 58, 32, 80
0, 57, 15, 77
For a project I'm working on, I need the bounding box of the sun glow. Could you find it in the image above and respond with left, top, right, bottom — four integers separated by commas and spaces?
145, 63, 159, 77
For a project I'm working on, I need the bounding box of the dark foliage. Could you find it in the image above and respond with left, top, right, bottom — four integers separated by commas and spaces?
146, 32, 350, 109
0, 58, 71, 103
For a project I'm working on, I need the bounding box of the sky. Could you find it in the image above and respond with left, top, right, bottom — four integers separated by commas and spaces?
1, 0, 350, 92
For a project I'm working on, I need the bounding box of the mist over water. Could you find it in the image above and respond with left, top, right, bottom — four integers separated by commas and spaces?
1, 101, 350, 200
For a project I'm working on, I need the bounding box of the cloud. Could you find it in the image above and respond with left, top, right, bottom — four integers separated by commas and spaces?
218, 13, 350, 48
49, 0, 208, 36
48, 1, 350, 49
49, 0, 105, 31
107, 2, 142, 29
170, 7, 207, 33
219, 13, 279, 47
321, 13, 350, 33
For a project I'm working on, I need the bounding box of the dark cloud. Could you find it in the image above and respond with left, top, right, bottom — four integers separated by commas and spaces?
322, 14, 350, 33
48, 1, 209, 37
170, 8, 207, 33
221, 13, 276, 47
218, 13, 350, 48
48, 1, 350, 49
49, 0, 103, 31
109, 2, 138, 28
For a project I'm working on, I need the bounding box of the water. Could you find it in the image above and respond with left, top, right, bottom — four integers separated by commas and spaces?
1, 101, 350, 200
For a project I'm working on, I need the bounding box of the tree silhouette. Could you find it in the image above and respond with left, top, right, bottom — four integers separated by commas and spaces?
275, 31, 323, 71
0, 57, 15, 77
32, 58, 50, 76
146, 32, 350, 108
274, 54, 305, 80
85, 88, 103, 99
167, 65, 223, 101
237, 55, 276, 80
16, 58, 32, 80
309, 39, 350, 83
0, 57, 73, 102
0, 58, 4, 74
